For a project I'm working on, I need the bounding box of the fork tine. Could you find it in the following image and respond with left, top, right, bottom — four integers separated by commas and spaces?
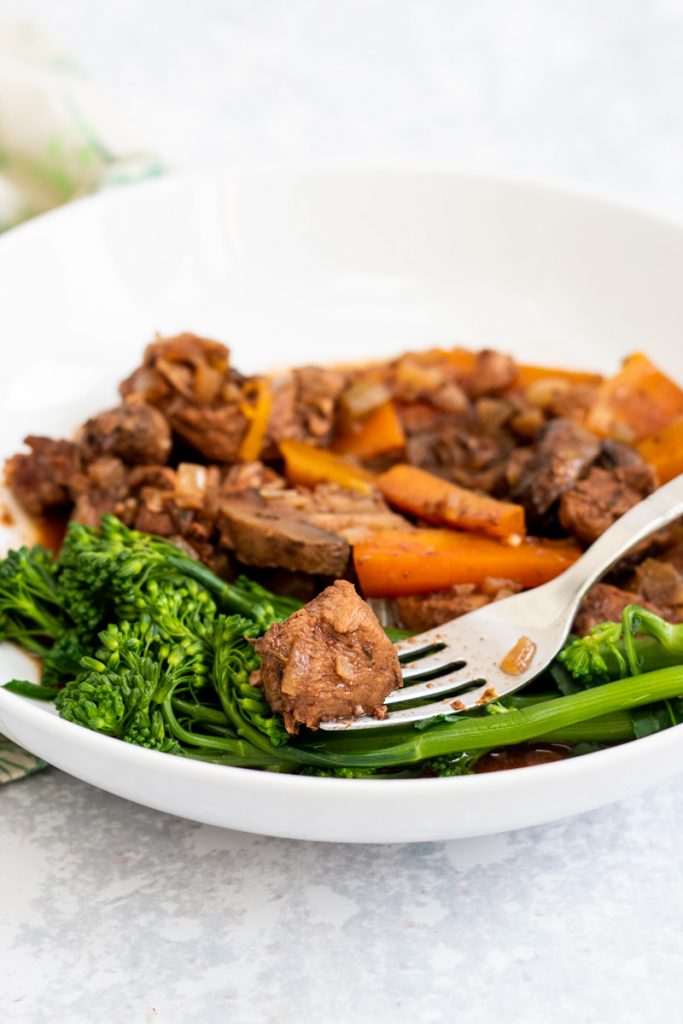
400, 654, 466, 682
394, 633, 447, 661
386, 664, 469, 703
319, 682, 492, 731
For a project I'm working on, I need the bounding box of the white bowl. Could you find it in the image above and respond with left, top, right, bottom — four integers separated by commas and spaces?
1, 169, 682, 843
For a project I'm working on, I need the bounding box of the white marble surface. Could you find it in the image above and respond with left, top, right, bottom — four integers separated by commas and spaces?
1, 1, 683, 1020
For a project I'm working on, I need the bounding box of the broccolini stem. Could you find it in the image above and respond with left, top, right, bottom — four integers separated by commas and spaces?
166, 556, 272, 625
294, 667, 683, 768
504, 695, 634, 742
182, 748, 297, 770
162, 693, 247, 752
171, 697, 232, 727
622, 605, 683, 677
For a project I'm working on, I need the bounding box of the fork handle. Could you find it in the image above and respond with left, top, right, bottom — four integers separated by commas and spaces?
558, 472, 683, 613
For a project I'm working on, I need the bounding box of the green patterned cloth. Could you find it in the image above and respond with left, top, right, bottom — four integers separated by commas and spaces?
0, 20, 161, 780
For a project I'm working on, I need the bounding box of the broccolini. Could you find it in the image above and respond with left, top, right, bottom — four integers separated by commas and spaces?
3, 519, 683, 776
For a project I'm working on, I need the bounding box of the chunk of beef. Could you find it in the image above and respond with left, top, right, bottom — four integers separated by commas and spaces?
630, 558, 683, 614
218, 495, 350, 576
396, 578, 522, 632
573, 582, 661, 636
559, 464, 656, 545
80, 402, 172, 465
5, 436, 81, 516
217, 480, 408, 576
406, 423, 516, 493
510, 419, 601, 520
163, 398, 249, 463
120, 334, 252, 462
222, 461, 285, 494
397, 586, 489, 632
391, 355, 470, 413
253, 579, 402, 732
465, 349, 517, 397
272, 482, 408, 544
656, 530, 683, 575
598, 439, 649, 471
120, 333, 234, 406
70, 457, 134, 528
268, 366, 346, 447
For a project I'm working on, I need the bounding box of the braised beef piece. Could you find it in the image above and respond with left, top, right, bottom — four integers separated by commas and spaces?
267, 367, 346, 449
70, 457, 135, 528
465, 349, 517, 397
629, 558, 683, 618
510, 419, 601, 520
396, 578, 523, 632
273, 482, 407, 543
5, 436, 81, 516
655, 530, 683, 575
120, 334, 251, 462
218, 494, 351, 576
598, 439, 649, 471
222, 461, 285, 493
406, 423, 517, 493
120, 333, 234, 405
391, 350, 526, 492
164, 401, 250, 463
559, 463, 656, 546
573, 582, 662, 635
397, 586, 489, 632
79, 402, 172, 465
543, 383, 600, 423
216, 475, 409, 576
253, 579, 401, 732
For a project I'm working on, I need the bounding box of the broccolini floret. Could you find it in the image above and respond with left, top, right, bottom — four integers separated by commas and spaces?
0, 545, 70, 654
559, 605, 683, 683
6, 516, 683, 777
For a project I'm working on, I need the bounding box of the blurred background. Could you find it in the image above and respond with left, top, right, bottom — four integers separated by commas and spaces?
1, 0, 682, 219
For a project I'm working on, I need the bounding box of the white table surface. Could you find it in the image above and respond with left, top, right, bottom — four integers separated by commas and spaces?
1, 2, 682, 1021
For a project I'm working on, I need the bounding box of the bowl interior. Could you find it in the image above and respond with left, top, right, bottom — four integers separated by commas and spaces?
1, 169, 682, 842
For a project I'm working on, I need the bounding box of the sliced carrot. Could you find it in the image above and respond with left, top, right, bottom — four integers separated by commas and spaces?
637, 416, 683, 484
279, 439, 376, 495
585, 353, 683, 443
354, 529, 580, 597
376, 464, 525, 539
514, 364, 603, 388
238, 378, 272, 462
333, 401, 406, 459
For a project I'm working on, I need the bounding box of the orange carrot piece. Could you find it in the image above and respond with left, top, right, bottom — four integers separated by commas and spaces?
354, 529, 580, 597
514, 364, 603, 388
238, 378, 272, 462
334, 401, 406, 459
279, 439, 375, 494
376, 464, 526, 539
585, 353, 683, 443
637, 416, 683, 484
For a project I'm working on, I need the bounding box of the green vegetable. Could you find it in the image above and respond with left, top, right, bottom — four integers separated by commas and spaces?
559, 606, 683, 684
2, 520, 683, 777
292, 667, 683, 769
58, 514, 288, 633
559, 605, 683, 740
0, 546, 69, 655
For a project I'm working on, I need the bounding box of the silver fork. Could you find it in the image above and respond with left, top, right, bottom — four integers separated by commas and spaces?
321, 473, 683, 731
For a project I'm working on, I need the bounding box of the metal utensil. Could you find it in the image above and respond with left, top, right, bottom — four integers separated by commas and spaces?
321, 474, 683, 731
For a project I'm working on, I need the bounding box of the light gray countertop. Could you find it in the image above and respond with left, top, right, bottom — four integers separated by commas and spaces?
0, 2, 682, 1021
